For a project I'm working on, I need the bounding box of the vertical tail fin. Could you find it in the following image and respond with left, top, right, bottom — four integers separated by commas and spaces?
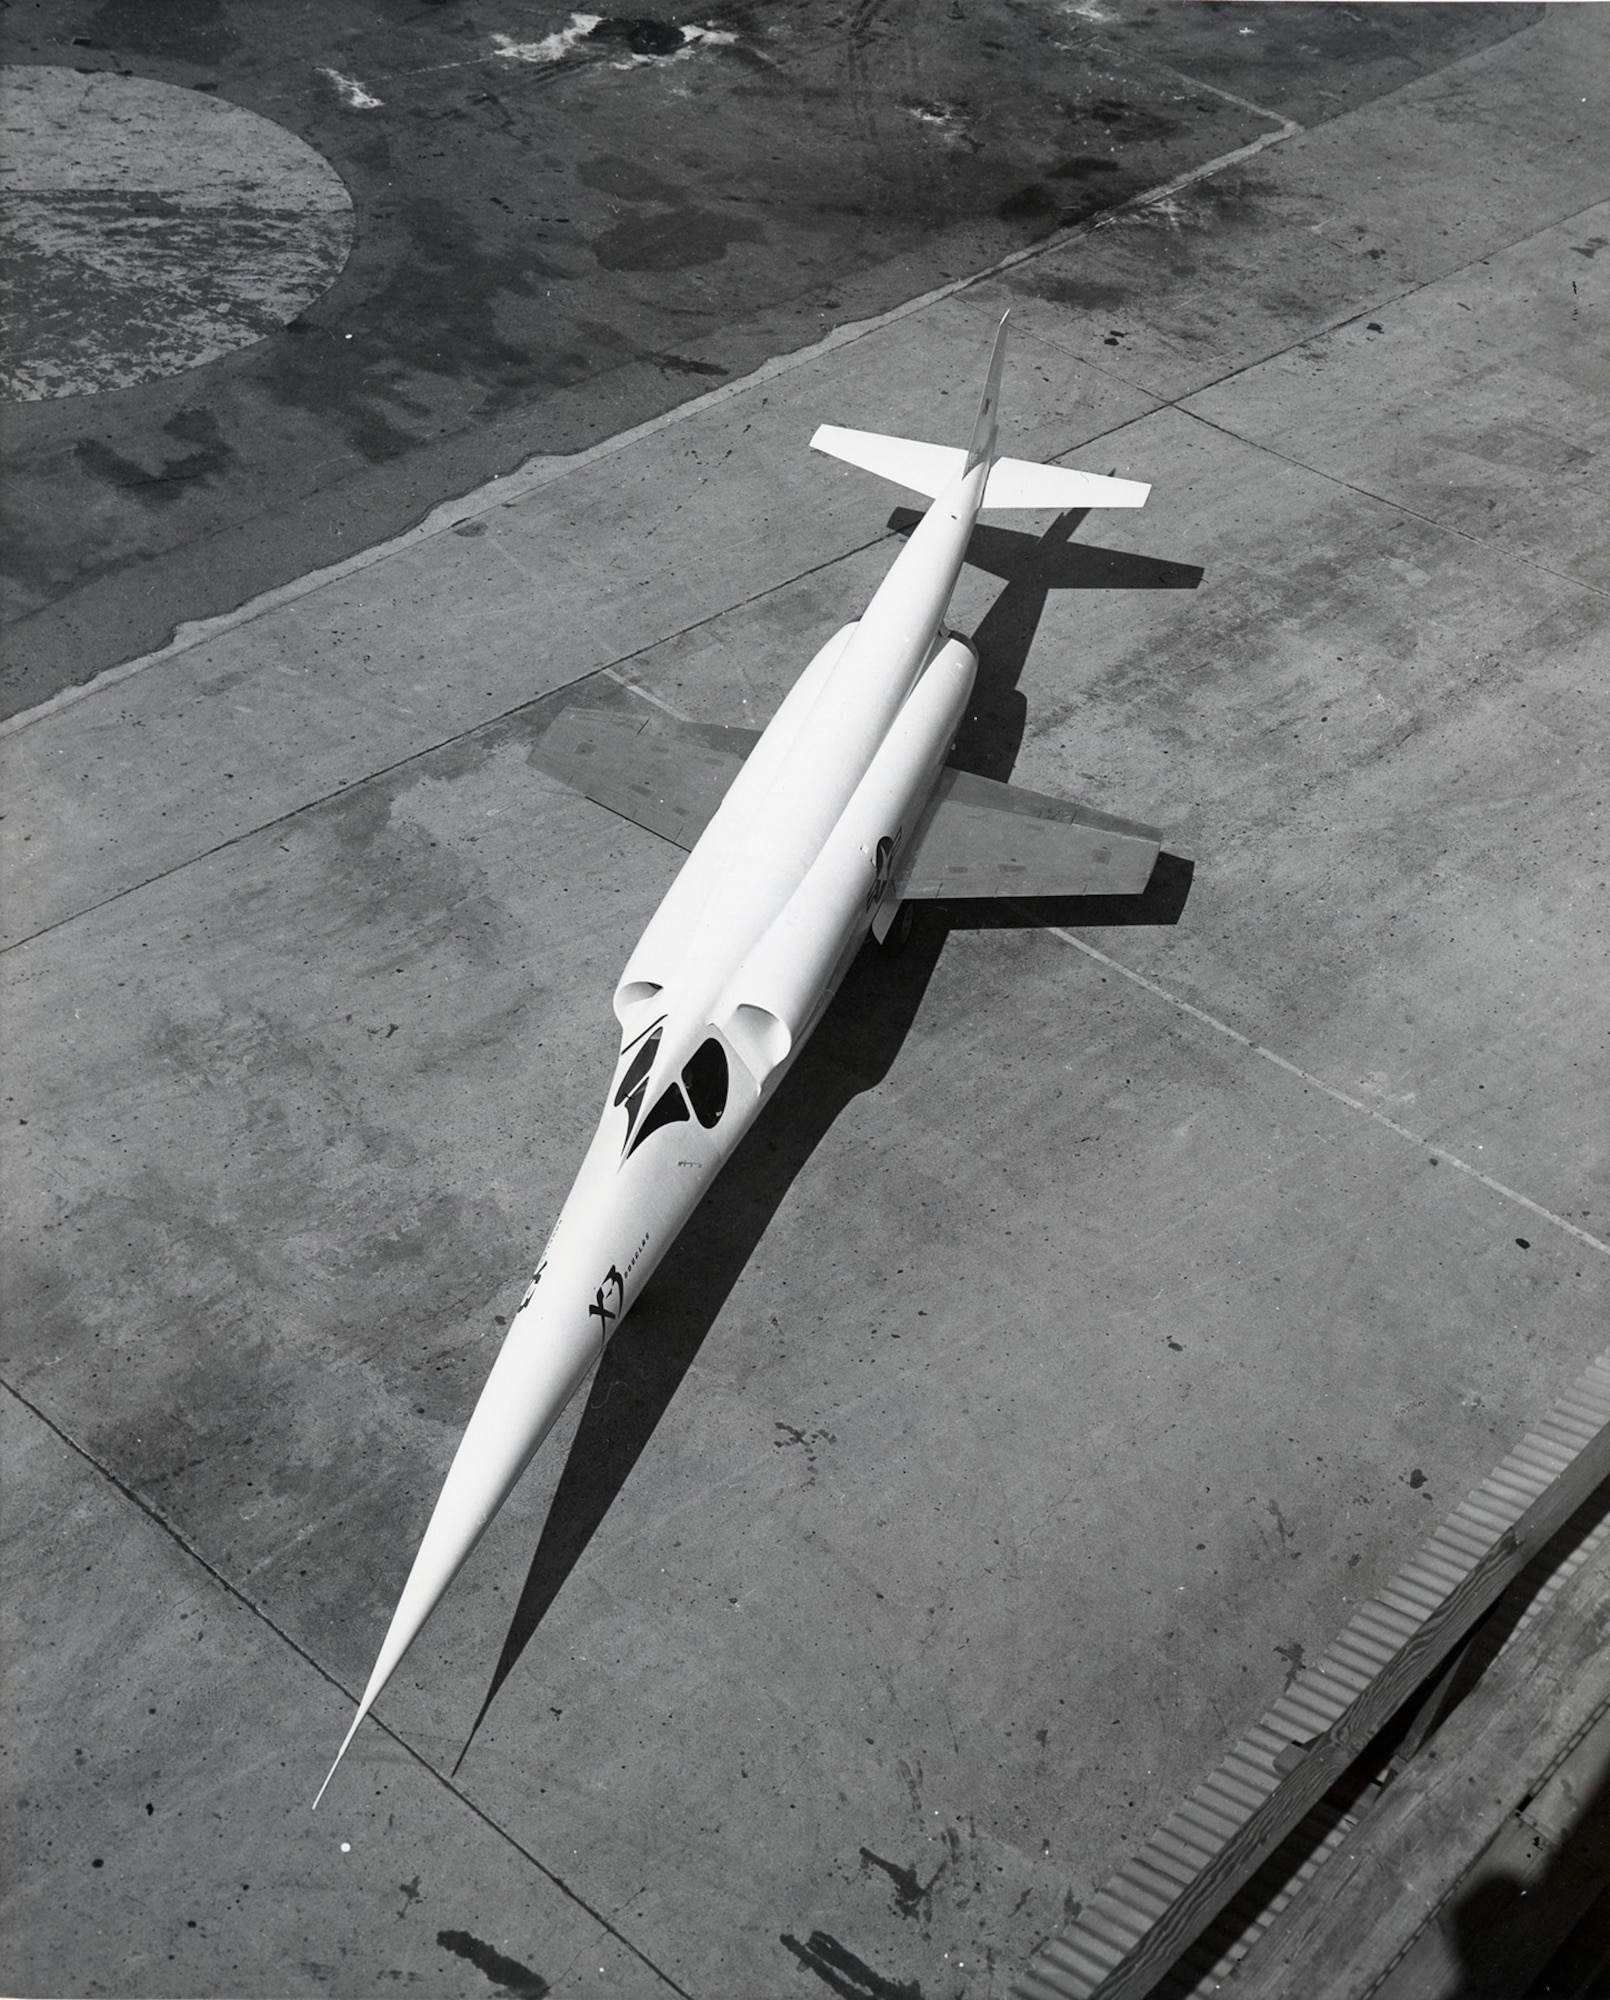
964, 312, 1009, 474
809, 306, 1145, 511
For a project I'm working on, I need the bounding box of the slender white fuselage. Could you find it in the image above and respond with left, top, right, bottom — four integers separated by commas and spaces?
551, 459, 987, 1341
341, 461, 987, 1728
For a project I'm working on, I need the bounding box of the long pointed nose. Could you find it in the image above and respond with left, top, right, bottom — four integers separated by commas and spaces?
315, 1285, 603, 1804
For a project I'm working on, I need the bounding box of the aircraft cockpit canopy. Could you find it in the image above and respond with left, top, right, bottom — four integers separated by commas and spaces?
619, 1031, 732, 1158
682, 1038, 729, 1127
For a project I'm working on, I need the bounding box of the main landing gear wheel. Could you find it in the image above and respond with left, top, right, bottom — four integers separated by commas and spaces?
882, 902, 916, 953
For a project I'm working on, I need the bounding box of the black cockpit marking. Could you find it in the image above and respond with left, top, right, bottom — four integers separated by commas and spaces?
682, 1038, 729, 1127
628, 1083, 690, 1155
614, 1023, 663, 1142
615, 1029, 659, 1103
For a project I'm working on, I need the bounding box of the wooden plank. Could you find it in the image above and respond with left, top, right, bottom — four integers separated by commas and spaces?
1225, 1538, 1610, 1999
1157, 1480, 1610, 1997
1011, 1353, 1610, 2000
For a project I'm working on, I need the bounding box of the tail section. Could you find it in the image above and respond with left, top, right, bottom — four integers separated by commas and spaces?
983, 460, 1148, 510
964, 311, 1010, 473
809, 312, 1148, 512
807, 428, 969, 499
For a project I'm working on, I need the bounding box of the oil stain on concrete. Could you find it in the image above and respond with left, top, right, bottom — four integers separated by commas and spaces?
435, 1928, 550, 1999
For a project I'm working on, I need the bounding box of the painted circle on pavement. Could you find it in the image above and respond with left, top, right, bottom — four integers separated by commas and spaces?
1, 65, 354, 401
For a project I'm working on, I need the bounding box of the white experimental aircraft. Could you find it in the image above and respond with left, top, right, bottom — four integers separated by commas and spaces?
317, 315, 1163, 1802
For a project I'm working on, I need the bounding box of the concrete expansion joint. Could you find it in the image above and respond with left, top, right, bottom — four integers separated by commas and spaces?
0, 1374, 353, 1723
0, 520, 962, 954
1032, 921, 1610, 1262
0, 570, 848, 949
1175, 402, 1610, 605
0, 1370, 694, 1993
1142, 64, 1302, 144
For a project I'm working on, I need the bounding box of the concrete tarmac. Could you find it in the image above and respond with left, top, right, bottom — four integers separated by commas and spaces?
3, 6, 1608, 1996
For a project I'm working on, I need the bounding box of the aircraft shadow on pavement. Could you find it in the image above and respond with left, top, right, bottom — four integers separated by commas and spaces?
456, 903, 953, 1764
927, 502, 1198, 932
888, 503, 1205, 597
458, 509, 1201, 1762
893, 502, 1203, 788
940, 848, 1196, 933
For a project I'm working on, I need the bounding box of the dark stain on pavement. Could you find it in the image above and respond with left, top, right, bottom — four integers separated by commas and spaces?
1049, 154, 1122, 181
996, 182, 1060, 224
593, 206, 763, 274
587, 17, 688, 60
84, 0, 238, 64
576, 153, 682, 202
435, 1930, 549, 1999
1081, 95, 1179, 145
270, 197, 580, 460
773, 1420, 835, 1483
860, 1846, 945, 1921
75, 408, 233, 508
781, 1931, 924, 2000
309, 765, 518, 972
579, 147, 766, 273
1025, 273, 1131, 311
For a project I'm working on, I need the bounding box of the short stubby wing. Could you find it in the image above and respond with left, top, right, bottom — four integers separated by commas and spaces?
893, 767, 1162, 900
533, 709, 758, 850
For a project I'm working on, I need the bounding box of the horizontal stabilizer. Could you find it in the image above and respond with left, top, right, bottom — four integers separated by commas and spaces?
532, 709, 755, 850
892, 767, 1161, 902
810, 426, 1147, 510
983, 459, 1149, 511
810, 426, 966, 499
